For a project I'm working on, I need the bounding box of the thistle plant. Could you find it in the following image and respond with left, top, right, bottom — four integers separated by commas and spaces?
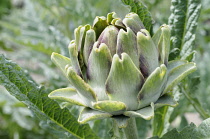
49, 12, 196, 129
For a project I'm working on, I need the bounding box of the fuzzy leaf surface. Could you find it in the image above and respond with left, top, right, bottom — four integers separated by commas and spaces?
0, 55, 99, 139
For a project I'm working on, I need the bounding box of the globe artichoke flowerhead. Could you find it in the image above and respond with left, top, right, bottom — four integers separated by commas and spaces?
49, 12, 196, 127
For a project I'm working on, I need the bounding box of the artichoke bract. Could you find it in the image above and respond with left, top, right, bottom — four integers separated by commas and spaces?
49, 12, 196, 127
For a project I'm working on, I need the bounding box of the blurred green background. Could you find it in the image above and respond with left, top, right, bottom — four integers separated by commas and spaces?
0, 0, 209, 138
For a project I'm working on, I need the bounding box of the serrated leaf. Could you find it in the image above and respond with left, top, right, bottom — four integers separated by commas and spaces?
168, 0, 201, 60
150, 118, 210, 139
121, 0, 153, 32
0, 55, 99, 139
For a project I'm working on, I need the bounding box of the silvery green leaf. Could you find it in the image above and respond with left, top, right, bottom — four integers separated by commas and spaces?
66, 67, 97, 106
74, 25, 82, 51
83, 29, 96, 66
51, 52, 71, 76
87, 43, 112, 100
167, 60, 187, 71
74, 24, 91, 52
137, 29, 159, 77
68, 41, 83, 77
154, 94, 178, 109
163, 62, 197, 95
152, 25, 171, 65
138, 64, 167, 109
123, 13, 145, 34
106, 53, 144, 110
117, 27, 139, 67
78, 107, 112, 124
92, 100, 126, 115
111, 18, 126, 29
124, 103, 154, 120
48, 88, 87, 107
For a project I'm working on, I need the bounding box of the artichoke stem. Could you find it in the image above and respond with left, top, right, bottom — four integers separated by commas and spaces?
123, 118, 138, 139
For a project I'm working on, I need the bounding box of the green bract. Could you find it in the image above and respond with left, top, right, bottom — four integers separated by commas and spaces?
49, 12, 196, 127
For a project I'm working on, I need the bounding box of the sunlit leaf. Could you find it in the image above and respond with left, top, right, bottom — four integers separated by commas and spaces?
0, 55, 99, 139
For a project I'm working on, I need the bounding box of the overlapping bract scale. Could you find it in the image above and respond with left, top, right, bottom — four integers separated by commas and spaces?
49, 12, 197, 127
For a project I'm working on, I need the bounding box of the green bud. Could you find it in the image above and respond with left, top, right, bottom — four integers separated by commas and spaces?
49, 12, 196, 127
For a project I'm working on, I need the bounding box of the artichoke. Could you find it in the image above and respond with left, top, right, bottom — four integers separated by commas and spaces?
49, 12, 196, 127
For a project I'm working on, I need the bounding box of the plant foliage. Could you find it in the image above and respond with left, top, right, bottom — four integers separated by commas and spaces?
0, 0, 209, 138
168, 0, 201, 60
0, 54, 99, 139
150, 118, 210, 139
